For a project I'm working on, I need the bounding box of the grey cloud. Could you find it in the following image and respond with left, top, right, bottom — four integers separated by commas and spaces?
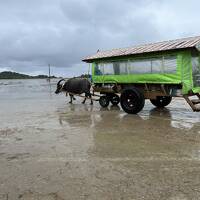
0, 0, 199, 76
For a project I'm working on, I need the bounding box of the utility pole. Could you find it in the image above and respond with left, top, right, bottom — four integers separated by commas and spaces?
48, 64, 51, 82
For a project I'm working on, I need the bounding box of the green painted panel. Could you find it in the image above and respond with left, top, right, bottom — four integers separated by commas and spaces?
192, 87, 200, 93
180, 51, 193, 94
91, 50, 196, 95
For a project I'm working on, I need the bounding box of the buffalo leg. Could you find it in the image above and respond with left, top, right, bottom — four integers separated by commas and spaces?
69, 94, 73, 104
86, 92, 93, 105
82, 92, 93, 105
89, 93, 93, 105
82, 94, 86, 104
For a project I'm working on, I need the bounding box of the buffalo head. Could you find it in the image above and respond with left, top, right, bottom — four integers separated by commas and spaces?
55, 79, 65, 94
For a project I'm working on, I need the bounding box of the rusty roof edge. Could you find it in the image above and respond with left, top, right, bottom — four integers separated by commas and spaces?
95, 35, 200, 54
83, 47, 200, 63
82, 36, 200, 62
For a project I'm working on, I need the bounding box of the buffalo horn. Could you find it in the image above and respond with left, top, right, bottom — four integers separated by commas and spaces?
57, 79, 65, 86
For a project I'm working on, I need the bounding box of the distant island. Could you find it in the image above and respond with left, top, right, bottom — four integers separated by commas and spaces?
0, 71, 57, 79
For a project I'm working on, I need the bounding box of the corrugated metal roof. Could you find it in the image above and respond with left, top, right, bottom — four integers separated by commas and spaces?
83, 36, 200, 62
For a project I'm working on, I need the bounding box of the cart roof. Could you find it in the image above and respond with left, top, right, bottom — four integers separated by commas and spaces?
83, 36, 200, 63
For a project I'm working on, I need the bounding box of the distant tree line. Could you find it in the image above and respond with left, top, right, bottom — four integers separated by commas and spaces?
0, 71, 56, 79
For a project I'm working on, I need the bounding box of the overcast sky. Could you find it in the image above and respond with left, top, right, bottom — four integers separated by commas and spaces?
0, 0, 199, 77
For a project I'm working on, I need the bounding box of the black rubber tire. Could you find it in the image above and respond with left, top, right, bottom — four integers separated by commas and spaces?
110, 94, 120, 105
99, 95, 110, 108
150, 96, 172, 108
120, 88, 145, 114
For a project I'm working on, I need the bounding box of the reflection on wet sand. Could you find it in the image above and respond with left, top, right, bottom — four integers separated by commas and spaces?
99, 105, 121, 112
93, 110, 164, 158
58, 104, 121, 127
58, 104, 94, 127
57, 103, 200, 161
55, 103, 200, 199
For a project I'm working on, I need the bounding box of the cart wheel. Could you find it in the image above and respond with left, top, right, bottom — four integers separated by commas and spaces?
99, 95, 110, 108
110, 94, 120, 105
150, 96, 172, 108
120, 88, 145, 114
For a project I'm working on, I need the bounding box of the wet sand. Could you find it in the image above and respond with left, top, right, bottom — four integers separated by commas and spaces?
1, 79, 200, 199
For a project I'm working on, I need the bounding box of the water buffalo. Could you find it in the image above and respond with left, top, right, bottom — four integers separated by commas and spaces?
55, 78, 93, 104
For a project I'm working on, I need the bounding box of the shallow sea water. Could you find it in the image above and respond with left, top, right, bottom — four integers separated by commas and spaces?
0, 79, 200, 200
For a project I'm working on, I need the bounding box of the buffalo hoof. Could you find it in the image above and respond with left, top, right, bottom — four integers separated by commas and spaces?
82, 101, 85, 104
73, 97, 76, 100
90, 102, 93, 105
69, 101, 72, 104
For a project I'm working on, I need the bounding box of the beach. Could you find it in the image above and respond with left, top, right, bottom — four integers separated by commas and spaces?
1, 79, 200, 199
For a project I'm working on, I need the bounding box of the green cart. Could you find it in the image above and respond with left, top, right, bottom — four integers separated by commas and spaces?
83, 36, 200, 114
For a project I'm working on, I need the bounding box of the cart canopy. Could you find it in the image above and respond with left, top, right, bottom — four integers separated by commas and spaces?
83, 36, 200, 94
83, 36, 200, 63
